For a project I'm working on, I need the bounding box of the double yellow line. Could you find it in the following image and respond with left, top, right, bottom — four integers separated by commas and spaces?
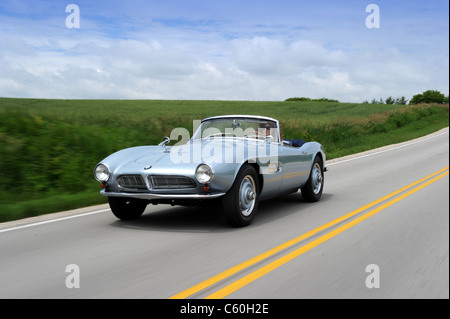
170, 166, 449, 299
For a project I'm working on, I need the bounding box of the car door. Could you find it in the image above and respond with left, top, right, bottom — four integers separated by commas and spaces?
256, 140, 283, 199
279, 143, 311, 191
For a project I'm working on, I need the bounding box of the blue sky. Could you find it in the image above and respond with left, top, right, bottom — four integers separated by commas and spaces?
0, 0, 448, 101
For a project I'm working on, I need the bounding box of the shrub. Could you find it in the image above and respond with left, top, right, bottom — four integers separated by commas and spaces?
285, 97, 339, 102
285, 97, 312, 102
313, 98, 340, 103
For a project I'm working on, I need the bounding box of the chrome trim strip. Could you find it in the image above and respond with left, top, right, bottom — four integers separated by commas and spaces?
100, 190, 225, 200
201, 114, 277, 123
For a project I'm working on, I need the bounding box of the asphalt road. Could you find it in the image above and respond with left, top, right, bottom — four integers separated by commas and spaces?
0, 129, 448, 299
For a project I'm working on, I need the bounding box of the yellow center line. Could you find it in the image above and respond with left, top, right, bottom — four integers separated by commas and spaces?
205, 170, 449, 299
169, 166, 449, 299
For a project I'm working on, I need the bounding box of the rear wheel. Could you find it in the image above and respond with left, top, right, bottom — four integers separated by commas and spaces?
301, 156, 324, 202
108, 197, 147, 221
223, 164, 259, 227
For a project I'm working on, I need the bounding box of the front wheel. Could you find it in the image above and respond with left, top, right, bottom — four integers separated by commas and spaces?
301, 156, 324, 202
108, 197, 147, 221
222, 164, 260, 227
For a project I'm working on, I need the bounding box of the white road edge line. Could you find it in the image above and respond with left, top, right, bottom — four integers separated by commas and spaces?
1, 128, 448, 233
0, 209, 111, 234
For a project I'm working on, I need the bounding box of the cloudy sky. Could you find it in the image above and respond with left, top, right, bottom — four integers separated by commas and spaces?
0, 0, 448, 102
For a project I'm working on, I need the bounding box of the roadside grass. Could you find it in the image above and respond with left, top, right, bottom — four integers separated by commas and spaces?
0, 192, 105, 223
0, 98, 448, 222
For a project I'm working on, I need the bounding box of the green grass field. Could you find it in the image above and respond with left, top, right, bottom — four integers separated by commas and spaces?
0, 98, 448, 222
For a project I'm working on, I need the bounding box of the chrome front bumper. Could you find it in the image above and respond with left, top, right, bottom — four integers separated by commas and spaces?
100, 190, 226, 200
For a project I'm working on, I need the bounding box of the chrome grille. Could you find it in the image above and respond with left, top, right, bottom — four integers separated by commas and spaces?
118, 175, 147, 189
148, 175, 196, 189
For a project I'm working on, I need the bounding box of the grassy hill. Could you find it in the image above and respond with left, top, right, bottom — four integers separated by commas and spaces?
0, 98, 448, 222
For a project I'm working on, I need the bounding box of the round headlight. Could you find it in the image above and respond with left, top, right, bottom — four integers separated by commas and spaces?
196, 164, 214, 184
94, 164, 110, 182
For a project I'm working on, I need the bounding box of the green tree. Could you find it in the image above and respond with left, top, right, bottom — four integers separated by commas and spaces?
410, 90, 447, 104
385, 96, 395, 104
371, 98, 384, 104
395, 97, 408, 105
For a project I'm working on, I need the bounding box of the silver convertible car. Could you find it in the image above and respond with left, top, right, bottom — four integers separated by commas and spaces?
94, 115, 327, 227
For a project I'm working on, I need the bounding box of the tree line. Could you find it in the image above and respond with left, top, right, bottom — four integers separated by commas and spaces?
286, 90, 449, 105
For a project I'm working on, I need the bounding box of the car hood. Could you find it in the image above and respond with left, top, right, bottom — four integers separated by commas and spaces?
102, 138, 266, 173
131, 139, 219, 165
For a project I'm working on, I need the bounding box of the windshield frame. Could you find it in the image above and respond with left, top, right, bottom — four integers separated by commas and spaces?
192, 116, 281, 143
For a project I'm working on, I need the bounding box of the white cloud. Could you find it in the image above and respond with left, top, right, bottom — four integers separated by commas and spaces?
231, 37, 347, 76
0, 18, 448, 102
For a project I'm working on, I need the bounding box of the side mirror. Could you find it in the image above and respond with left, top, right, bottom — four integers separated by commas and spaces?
158, 136, 170, 147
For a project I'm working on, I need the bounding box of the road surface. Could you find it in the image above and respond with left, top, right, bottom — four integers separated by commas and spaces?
0, 128, 448, 299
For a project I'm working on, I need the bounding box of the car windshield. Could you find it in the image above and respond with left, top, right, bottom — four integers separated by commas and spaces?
192, 117, 279, 143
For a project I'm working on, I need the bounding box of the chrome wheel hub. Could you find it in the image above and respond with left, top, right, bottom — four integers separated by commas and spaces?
239, 175, 256, 216
312, 163, 323, 195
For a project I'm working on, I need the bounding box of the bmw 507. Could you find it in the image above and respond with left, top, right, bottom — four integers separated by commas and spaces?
94, 115, 326, 227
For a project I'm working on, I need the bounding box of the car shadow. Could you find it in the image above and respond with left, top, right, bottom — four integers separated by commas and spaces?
111, 204, 229, 233
252, 192, 333, 226
110, 192, 333, 233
